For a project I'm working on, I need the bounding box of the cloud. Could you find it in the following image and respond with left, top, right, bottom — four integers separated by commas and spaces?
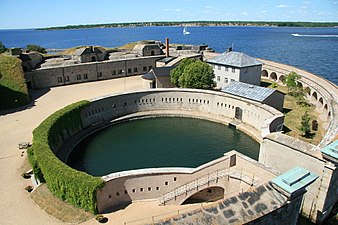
164, 9, 171, 12
276, 4, 289, 8
303, 1, 311, 4
242, 12, 249, 15
175, 8, 181, 12
333, 1, 338, 4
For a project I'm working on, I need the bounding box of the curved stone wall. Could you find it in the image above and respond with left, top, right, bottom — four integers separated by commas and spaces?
80, 88, 284, 139
260, 59, 338, 147
67, 88, 283, 213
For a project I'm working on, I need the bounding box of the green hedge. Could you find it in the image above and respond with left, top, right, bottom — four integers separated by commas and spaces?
28, 100, 105, 213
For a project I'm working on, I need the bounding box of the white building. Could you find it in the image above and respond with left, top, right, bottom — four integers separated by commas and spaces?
206, 50, 262, 88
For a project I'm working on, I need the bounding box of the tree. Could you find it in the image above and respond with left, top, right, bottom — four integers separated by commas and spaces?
0, 41, 7, 53
284, 71, 301, 93
170, 58, 195, 87
299, 111, 311, 136
178, 60, 215, 89
26, 44, 47, 54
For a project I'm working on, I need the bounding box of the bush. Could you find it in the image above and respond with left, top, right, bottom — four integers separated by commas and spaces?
28, 100, 105, 213
0, 41, 7, 53
26, 44, 47, 54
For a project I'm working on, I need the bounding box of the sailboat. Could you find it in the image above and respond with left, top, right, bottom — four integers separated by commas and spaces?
183, 26, 190, 35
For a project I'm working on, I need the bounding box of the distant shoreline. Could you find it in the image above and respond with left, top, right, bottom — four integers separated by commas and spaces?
38, 21, 338, 30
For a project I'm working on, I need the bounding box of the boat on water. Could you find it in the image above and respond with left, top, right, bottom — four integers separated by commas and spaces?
291, 33, 338, 38
183, 26, 190, 35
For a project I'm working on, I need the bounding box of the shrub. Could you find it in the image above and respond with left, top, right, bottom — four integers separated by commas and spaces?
28, 100, 105, 213
26, 44, 47, 54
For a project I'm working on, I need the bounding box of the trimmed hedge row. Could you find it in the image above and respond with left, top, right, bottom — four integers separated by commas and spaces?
28, 100, 105, 213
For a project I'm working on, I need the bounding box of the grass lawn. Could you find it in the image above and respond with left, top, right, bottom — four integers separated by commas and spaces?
31, 184, 94, 223
0, 54, 30, 110
261, 79, 324, 145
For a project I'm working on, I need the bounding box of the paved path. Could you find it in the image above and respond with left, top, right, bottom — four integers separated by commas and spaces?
0, 75, 261, 225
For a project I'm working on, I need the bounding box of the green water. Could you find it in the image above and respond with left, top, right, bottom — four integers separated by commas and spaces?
68, 117, 260, 176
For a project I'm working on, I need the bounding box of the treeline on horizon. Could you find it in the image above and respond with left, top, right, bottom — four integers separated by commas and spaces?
38, 21, 338, 30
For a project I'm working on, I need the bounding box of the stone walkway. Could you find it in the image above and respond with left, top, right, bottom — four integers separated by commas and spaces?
0, 75, 261, 225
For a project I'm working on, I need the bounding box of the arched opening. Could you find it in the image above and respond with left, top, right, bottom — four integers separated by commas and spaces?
270, 72, 277, 81
182, 187, 224, 205
324, 104, 328, 111
91, 56, 97, 62
150, 50, 155, 56
319, 97, 324, 105
304, 86, 311, 95
261, 70, 268, 77
312, 92, 318, 100
328, 111, 331, 119
297, 82, 303, 88
279, 75, 285, 83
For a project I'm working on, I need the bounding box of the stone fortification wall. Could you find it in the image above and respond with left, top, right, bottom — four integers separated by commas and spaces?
260, 59, 338, 148
25, 56, 163, 89
96, 151, 276, 213
259, 133, 337, 223
81, 89, 284, 138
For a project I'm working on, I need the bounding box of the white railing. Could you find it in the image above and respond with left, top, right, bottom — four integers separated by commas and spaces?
159, 169, 259, 205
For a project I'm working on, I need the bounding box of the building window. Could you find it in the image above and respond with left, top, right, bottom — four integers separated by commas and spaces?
84, 73, 88, 79
65, 76, 70, 82
128, 68, 132, 74
98, 72, 102, 77
225, 67, 228, 71
134, 67, 138, 73
224, 78, 228, 83
118, 69, 123, 75
149, 66, 152, 70
148, 187, 151, 191
76, 74, 81, 80
218, 65, 221, 70
231, 79, 235, 82
217, 76, 220, 82
156, 187, 159, 191
140, 188, 143, 192
57, 77, 62, 83
143, 66, 147, 72
124, 190, 128, 194
112, 70, 116, 75
232, 68, 235, 73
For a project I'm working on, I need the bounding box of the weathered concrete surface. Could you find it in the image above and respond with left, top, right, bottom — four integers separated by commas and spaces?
152, 182, 295, 225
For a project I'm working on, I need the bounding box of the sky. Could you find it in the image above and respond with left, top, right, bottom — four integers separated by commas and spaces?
0, 0, 337, 29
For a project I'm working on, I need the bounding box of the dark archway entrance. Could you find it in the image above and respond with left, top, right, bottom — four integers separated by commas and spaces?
151, 51, 155, 56
92, 56, 97, 62
270, 72, 277, 81
261, 70, 268, 77
182, 187, 224, 205
235, 107, 243, 121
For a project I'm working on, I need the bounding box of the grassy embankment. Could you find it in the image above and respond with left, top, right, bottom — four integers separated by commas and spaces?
0, 55, 30, 110
261, 79, 324, 145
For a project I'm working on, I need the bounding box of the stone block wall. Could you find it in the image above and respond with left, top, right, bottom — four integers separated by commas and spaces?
25, 56, 163, 89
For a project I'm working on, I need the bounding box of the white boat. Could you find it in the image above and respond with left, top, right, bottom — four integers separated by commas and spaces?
183, 26, 190, 35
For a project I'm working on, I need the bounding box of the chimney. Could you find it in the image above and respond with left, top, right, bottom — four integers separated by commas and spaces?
165, 38, 170, 57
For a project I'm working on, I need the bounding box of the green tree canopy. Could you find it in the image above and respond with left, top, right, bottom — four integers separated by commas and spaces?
0, 41, 7, 53
179, 60, 215, 89
26, 44, 47, 53
170, 58, 195, 87
299, 111, 311, 136
170, 59, 215, 89
284, 71, 301, 93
